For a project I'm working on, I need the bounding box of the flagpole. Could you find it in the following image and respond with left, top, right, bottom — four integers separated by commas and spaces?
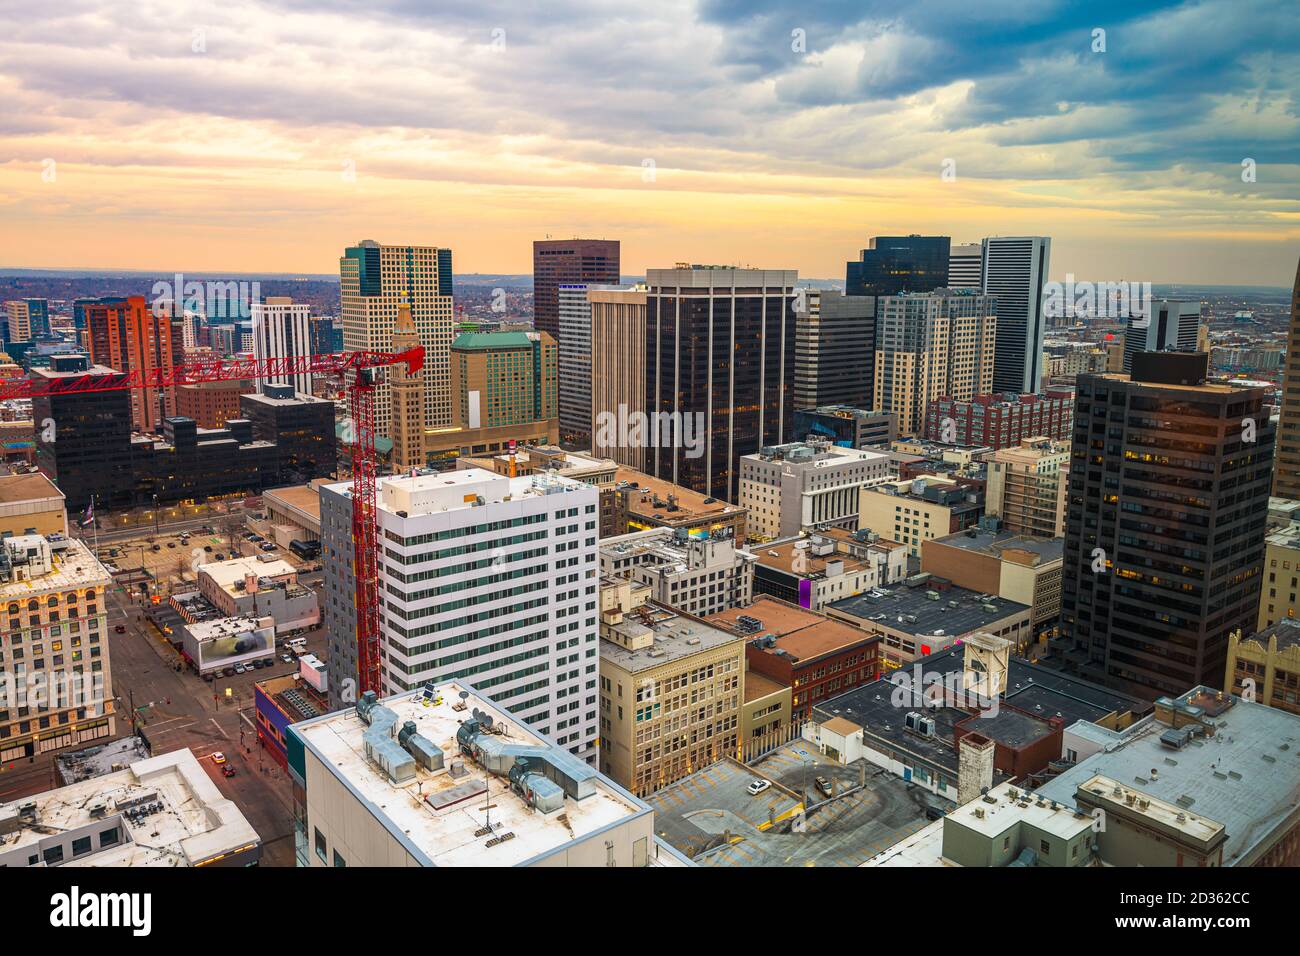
91, 494, 99, 557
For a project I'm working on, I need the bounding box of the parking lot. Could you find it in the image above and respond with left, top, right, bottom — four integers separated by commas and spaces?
650, 743, 952, 867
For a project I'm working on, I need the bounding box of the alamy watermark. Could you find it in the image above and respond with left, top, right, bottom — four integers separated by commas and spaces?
1043, 274, 1152, 324
593, 404, 705, 459
889, 661, 1001, 716
150, 273, 261, 321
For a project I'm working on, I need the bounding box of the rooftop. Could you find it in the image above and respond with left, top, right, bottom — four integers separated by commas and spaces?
753, 537, 871, 579
0, 537, 109, 596
601, 603, 743, 674
743, 669, 789, 703
0, 748, 260, 867
290, 683, 649, 867
927, 528, 1064, 564
1036, 687, 1300, 866
263, 483, 322, 522
829, 579, 1030, 638
0, 472, 63, 504
708, 594, 876, 663
199, 555, 297, 595
945, 780, 1094, 841
364, 467, 592, 519
1243, 618, 1300, 653
614, 467, 745, 524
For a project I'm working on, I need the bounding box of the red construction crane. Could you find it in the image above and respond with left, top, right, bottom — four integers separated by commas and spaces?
2, 346, 425, 698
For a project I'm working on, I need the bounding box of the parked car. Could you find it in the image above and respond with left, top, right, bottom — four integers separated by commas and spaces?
166, 542, 175, 548
281, 654, 294, 664
223, 667, 236, 677
815, 775, 833, 798
203, 673, 214, 682
746, 779, 771, 796
215, 553, 226, 560
151, 544, 161, 551
260, 543, 276, 552
114, 624, 126, 634
204, 545, 213, 552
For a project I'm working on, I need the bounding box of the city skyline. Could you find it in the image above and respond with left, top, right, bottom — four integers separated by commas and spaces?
0, 2, 1296, 284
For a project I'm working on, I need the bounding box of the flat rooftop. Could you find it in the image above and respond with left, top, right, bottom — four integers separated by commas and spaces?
829, 580, 1029, 637
263, 484, 322, 522
753, 538, 871, 579
928, 529, 1064, 564
199, 554, 297, 594
614, 467, 745, 522
708, 595, 876, 663
0, 472, 63, 504
0, 537, 109, 596
0, 748, 260, 867
601, 603, 743, 674
291, 683, 649, 866
649, 747, 948, 867
1037, 688, 1300, 865
744, 669, 788, 703
365, 467, 592, 520
946, 779, 1094, 841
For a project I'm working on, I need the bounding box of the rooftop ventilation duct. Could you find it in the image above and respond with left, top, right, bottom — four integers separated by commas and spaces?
456, 713, 598, 813
356, 691, 416, 784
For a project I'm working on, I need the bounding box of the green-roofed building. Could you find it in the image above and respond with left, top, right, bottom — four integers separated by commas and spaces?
451, 330, 558, 431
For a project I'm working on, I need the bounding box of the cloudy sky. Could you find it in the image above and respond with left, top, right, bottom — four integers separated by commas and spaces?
0, 0, 1296, 283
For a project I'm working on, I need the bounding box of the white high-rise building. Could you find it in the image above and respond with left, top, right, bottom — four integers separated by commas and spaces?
1122, 300, 1202, 372
948, 243, 983, 290
558, 284, 593, 446
319, 468, 601, 764
982, 236, 1051, 395
251, 296, 313, 396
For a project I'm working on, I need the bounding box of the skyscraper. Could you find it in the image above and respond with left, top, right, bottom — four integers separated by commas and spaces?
1273, 257, 1300, 499
644, 266, 798, 503
339, 240, 455, 436
449, 331, 557, 431
793, 289, 875, 410
82, 295, 184, 433
4, 298, 49, 343
845, 236, 951, 298
251, 296, 313, 396
531, 239, 620, 342
557, 284, 594, 446
590, 285, 648, 469
1122, 300, 1201, 373
982, 236, 1051, 394
873, 290, 996, 438
1058, 352, 1274, 699
948, 243, 983, 290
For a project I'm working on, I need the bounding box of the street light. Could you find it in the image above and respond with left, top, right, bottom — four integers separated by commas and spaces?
152, 494, 160, 536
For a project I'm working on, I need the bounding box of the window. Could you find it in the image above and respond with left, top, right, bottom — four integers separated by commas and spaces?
1040, 839, 1051, 855
100, 827, 120, 847
333, 850, 347, 868
72, 836, 92, 857
43, 845, 64, 865
314, 827, 328, 863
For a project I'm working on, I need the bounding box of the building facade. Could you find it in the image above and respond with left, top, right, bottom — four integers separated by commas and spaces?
1122, 300, 1201, 373
339, 240, 455, 436
251, 296, 313, 396
557, 284, 594, 446
590, 285, 648, 469
532, 239, 620, 342
1058, 353, 1275, 698
600, 526, 755, 618
984, 437, 1070, 538
644, 266, 798, 503
82, 295, 185, 433
982, 236, 1051, 395
923, 389, 1074, 448
793, 289, 875, 410
450, 331, 558, 431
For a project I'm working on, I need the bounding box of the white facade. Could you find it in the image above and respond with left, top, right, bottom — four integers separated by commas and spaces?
375, 469, 601, 763
739, 441, 894, 540
251, 296, 313, 395
982, 236, 1051, 394
557, 284, 593, 443
948, 242, 983, 290
600, 527, 756, 617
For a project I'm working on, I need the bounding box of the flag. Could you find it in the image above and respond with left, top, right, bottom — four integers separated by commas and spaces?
80, 499, 94, 528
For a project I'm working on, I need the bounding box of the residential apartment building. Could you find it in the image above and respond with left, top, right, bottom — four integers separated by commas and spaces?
859, 475, 984, 557
532, 239, 620, 342
82, 294, 184, 433
598, 579, 744, 795
644, 266, 798, 503
738, 440, 894, 541
793, 289, 875, 410
590, 285, 648, 468
339, 240, 455, 436
0, 534, 114, 763
923, 389, 1074, 448
982, 236, 1051, 394
251, 296, 313, 396
1058, 353, 1275, 699
985, 437, 1070, 538
600, 527, 755, 618
319, 468, 601, 762
873, 290, 996, 438
4, 298, 48, 344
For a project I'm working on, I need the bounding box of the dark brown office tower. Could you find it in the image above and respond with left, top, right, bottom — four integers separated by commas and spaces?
83, 294, 184, 434
645, 266, 798, 504
1271, 256, 1300, 498
1057, 352, 1275, 700
532, 239, 620, 340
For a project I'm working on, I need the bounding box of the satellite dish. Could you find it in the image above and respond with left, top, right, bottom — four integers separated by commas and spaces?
459, 690, 469, 702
